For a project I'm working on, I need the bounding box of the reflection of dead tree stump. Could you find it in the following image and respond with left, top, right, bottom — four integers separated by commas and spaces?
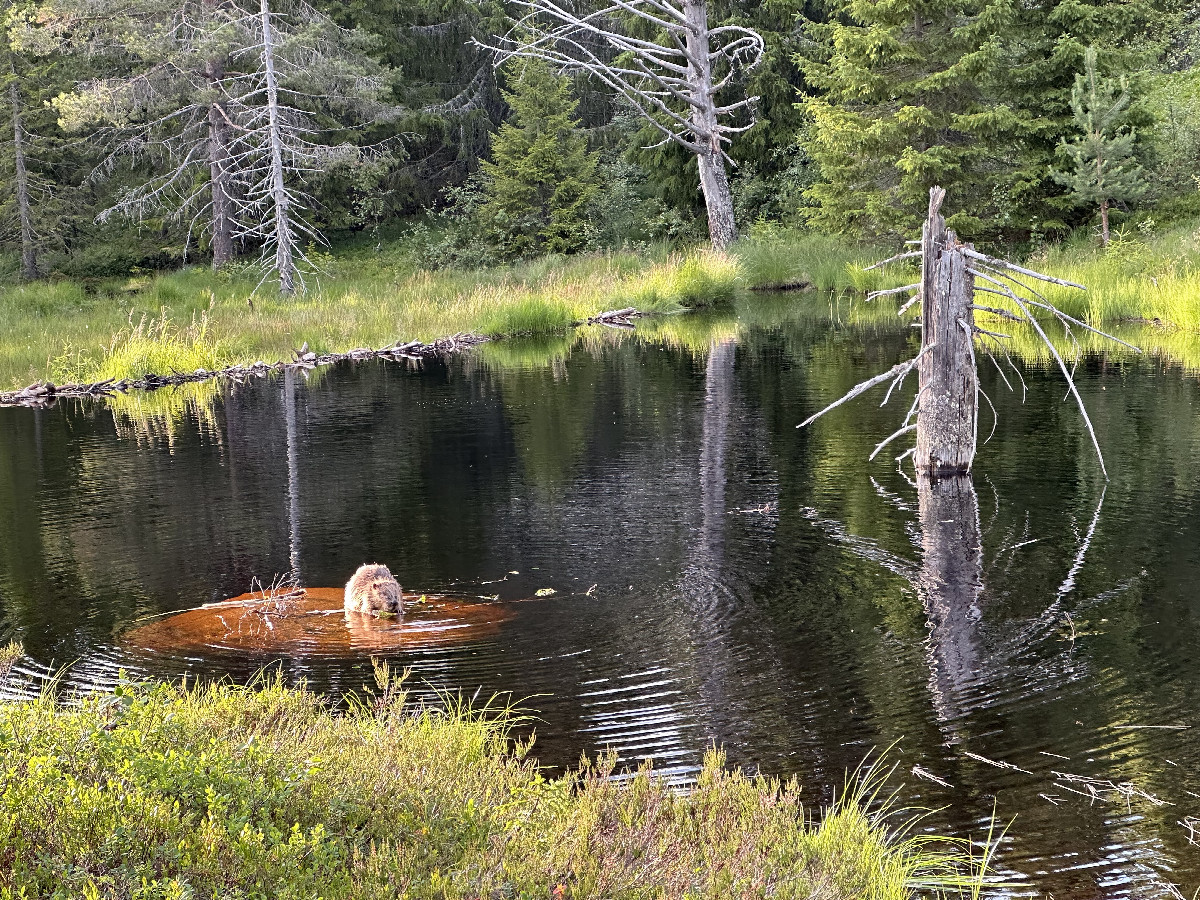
797, 186, 1139, 479
918, 473, 984, 718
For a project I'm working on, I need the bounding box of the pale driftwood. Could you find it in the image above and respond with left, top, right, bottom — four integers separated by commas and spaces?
480, 0, 763, 250
796, 344, 933, 429
585, 307, 643, 328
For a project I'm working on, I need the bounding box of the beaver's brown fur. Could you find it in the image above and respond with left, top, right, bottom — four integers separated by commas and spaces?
344, 564, 403, 616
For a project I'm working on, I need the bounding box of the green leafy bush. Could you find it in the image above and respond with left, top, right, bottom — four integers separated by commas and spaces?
0, 674, 985, 899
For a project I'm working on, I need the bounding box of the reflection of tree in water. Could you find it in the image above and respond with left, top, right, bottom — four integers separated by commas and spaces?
697, 338, 736, 572
916, 474, 984, 724
283, 369, 301, 582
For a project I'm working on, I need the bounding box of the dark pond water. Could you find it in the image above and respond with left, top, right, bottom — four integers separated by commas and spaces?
3, 296, 1200, 897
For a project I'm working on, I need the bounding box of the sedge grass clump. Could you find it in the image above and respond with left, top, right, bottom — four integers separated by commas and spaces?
0, 677, 987, 899
624, 249, 741, 310
50, 312, 231, 385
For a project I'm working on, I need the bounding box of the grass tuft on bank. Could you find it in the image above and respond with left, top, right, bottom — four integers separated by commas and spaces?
0, 669, 986, 899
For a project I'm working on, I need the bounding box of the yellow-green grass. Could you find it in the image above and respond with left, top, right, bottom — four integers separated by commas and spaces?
0, 249, 746, 391
1020, 220, 1200, 332
0, 659, 988, 900
0, 232, 905, 392
9, 218, 1198, 397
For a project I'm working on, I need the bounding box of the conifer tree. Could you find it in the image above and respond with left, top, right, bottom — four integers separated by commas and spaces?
26, 0, 384, 291
1054, 47, 1147, 246
477, 60, 599, 258
2, 1, 84, 280
994, 0, 1166, 233
798, 0, 1021, 240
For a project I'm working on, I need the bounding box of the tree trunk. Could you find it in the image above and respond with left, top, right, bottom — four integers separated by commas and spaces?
9, 76, 37, 282
684, 0, 738, 250
1099, 198, 1110, 247
915, 187, 977, 476
917, 473, 984, 722
259, 0, 296, 295
205, 60, 235, 269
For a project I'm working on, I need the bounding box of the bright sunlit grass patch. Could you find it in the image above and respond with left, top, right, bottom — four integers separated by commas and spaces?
0, 661, 990, 900
50, 312, 232, 386
0, 245, 752, 391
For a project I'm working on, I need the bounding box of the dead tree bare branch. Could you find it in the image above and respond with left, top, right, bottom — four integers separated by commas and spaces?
477, 0, 763, 249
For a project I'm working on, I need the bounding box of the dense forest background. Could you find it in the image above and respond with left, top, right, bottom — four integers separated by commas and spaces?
2, 0, 1199, 283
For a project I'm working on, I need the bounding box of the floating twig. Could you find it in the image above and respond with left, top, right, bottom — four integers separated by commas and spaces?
962, 751, 1033, 774
911, 765, 953, 788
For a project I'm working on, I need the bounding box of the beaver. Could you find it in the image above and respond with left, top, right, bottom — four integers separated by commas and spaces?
344, 564, 403, 617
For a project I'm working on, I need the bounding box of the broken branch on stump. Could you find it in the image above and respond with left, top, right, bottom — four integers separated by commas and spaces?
864, 250, 922, 271
962, 248, 1087, 290
967, 268, 1110, 478
869, 423, 918, 460
970, 262, 1141, 352
797, 344, 934, 429
867, 283, 920, 302
969, 303, 1023, 322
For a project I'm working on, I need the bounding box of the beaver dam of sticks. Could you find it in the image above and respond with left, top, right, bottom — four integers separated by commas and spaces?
122, 587, 518, 658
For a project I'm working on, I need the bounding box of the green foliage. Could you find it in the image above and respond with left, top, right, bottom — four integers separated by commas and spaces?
0, 677, 986, 899
798, 0, 1022, 240
1142, 67, 1200, 213
478, 60, 600, 259
1054, 47, 1148, 233
583, 154, 695, 251
985, 0, 1165, 234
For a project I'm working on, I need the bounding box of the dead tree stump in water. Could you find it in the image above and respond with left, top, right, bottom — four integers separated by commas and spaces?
797, 185, 1139, 479
915, 187, 977, 475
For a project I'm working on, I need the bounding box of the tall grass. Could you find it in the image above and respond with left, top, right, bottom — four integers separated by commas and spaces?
0, 667, 988, 899
0, 248, 746, 390
732, 228, 907, 293
1028, 220, 1200, 331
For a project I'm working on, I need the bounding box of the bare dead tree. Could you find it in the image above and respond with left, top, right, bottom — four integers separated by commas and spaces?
254, 0, 298, 293
798, 188, 1139, 479
52, 0, 383, 292
479, 0, 764, 250
8, 69, 37, 280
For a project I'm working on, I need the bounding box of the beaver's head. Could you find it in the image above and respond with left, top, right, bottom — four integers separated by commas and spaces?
360, 577, 402, 616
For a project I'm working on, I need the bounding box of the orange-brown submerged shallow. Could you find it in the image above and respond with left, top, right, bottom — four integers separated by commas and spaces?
122, 587, 515, 658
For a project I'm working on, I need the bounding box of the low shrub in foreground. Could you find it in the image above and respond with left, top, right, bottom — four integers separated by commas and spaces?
0, 673, 984, 899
